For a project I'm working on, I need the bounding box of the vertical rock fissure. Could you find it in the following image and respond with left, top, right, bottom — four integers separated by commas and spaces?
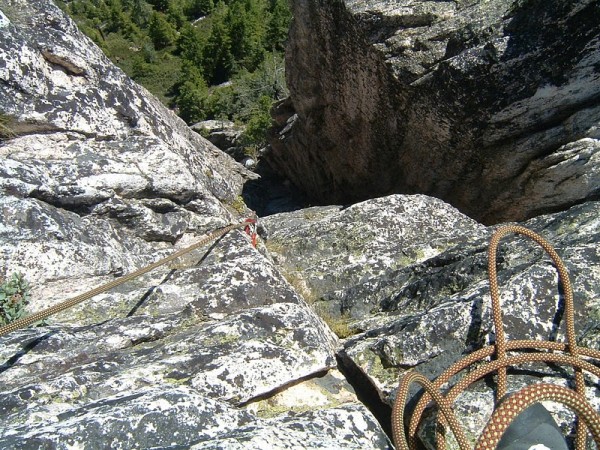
336, 350, 394, 440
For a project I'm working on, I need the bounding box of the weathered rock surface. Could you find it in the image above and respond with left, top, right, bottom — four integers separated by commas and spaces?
262, 194, 486, 328
3, 0, 599, 448
268, 0, 600, 223
0, 0, 257, 208
0, 0, 256, 317
264, 195, 600, 448
0, 1, 391, 448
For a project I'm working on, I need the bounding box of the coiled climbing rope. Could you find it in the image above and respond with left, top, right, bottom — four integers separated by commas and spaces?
0, 219, 257, 338
392, 225, 600, 450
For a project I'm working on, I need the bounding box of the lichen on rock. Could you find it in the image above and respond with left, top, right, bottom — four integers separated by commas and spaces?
2, 0, 600, 448
0, 1, 390, 448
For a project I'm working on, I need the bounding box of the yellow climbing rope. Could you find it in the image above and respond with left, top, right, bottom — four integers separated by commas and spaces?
0, 219, 257, 338
392, 225, 600, 450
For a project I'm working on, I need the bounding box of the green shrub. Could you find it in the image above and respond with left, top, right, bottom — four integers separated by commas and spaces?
132, 53, 183, 103
203, 83, 236, 120
241, 95, 274, 145
177, 78, 209, 123
0, 273, 30, 326
0, 113, 16, 140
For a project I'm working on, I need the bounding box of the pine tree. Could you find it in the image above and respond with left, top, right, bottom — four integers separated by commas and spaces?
203, 2, 234, 84
147, 0, 171, 12
177, 23, 206, 65
132, 0, 153, 27
266, 0, 290, 51
167, 1, 187, 29
148, 11, 177, 49
186, 0, 214, 18
176, 63, 209, 123
226, 0, 266, 71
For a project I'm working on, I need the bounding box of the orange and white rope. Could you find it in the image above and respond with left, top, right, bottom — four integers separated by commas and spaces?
392, 225, 600, 450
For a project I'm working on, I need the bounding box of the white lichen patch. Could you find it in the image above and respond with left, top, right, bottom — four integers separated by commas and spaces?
249, 369, 358, 418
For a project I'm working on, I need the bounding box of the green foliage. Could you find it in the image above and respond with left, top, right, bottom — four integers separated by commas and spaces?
266, 0, 291, 51
132, 0, 153, 26
148, 12, 177, 49
0, 273, 30, 326
186, 0, 214, 17
176, 63, 209, 123
226, 0, 267, 71
202, 2, 234, 84
177, 23, 206, 63
167, 1, 187, 28
240, 94, 273, 149
132, 52, 182, 104
174, 52, 286, 150
61, 0, 292, 155
231, 53, 287, 148
141, 40, 158, 63
105, 0, 129, 33
232, 53, 287, 120
203, 84, 236, 120
0, 113, 16, 140
147, 0, 171, 12
317, 309, 354, 339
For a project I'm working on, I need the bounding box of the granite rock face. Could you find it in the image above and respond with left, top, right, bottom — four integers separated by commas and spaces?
0, 1, 391, 448
268, 0, 600, 223
261, 194, 486, 327
0, 0, 256, 319
264, 196, 600, 448
2, 0, 600, 448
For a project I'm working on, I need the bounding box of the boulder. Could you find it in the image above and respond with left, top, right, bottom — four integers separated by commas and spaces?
268, 0, 600, 223
191, 120, 245, 161
0, 1, 391, 448
261, 194, 486, 330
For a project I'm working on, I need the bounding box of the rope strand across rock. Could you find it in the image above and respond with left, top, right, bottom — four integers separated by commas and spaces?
0, 219, 258, 338
392, 225, 600, 450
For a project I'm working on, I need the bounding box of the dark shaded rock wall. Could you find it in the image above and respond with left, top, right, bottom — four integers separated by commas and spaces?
268, 0, 600, 223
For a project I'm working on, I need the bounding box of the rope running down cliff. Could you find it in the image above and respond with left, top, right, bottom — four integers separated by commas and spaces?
0, 219, 257, 338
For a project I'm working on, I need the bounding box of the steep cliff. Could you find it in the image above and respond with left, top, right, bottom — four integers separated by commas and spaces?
268, 0, 600, 223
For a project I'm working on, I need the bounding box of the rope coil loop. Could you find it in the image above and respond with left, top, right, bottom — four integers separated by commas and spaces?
392, 225, 600, 450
